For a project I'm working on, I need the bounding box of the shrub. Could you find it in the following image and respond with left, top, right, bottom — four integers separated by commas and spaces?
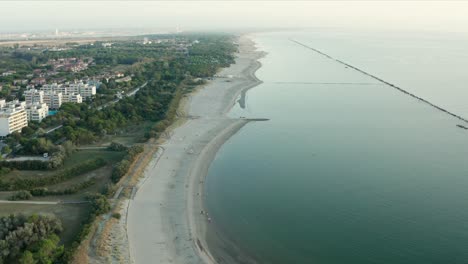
0, 167, 11, 177
112, 213, 121, 220
9, 190, 32, 201
88, 193, 111, 215
108, 142, 128, 151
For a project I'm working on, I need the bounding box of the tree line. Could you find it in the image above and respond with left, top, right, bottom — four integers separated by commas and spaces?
111, 145, 144, 183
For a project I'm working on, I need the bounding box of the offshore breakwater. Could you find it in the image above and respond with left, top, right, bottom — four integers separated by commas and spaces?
290, 39, 468, 124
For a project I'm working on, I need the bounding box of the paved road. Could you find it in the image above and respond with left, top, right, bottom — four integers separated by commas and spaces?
97, 81, 148, 110
0, 200, 59, 205
45, 125, 63, 134
0, 200, 89, 205
6, 156, 49, 162
76, 146, 108, 150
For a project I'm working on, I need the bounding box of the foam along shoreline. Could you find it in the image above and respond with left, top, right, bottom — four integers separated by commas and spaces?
127, 35, 264, 264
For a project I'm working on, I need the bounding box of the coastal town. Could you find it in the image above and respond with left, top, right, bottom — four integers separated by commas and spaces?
0, 32, 236, 263
0, 49, 137, 135
0, 34, 202, 140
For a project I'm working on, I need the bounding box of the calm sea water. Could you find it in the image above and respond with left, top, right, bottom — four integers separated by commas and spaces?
205, 30, 468, 264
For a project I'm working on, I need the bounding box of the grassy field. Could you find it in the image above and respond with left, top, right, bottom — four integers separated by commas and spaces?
32, 165, 115, 201
0, 149, 125, 202
0, 131, 141, 255
0, 203, 91, 246
63, 149, 125, 167
83, 121, 154, 147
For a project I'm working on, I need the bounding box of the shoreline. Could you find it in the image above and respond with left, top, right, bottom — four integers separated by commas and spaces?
187, 119, 252, 263
127, 35, 265, 264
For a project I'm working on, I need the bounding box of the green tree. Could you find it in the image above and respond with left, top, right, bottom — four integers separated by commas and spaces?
34, 234, 63, 264
19, 251, 35, 264
1, 145, 11, 155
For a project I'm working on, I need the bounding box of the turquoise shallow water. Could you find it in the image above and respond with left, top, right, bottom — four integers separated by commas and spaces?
205, 31, 468, 264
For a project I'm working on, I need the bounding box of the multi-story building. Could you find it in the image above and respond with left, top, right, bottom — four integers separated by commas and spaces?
67, 81, 96, 99
0, 102, 28, 137
24, 89, 44, 104
41, 83, 68, 95
41, 82, 92, 102
9, 100, 26, 109
63, 93, 82, 104
25, 103, 49, 122
43, 91, 62, 109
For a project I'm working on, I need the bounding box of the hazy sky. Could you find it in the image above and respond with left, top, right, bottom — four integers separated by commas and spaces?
1, 1, 468, 33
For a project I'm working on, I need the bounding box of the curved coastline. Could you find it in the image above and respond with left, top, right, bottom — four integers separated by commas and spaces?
127, 35, 265, 264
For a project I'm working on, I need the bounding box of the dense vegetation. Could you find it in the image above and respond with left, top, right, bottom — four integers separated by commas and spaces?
111, 145, 144, 183
0, 214, 63, 264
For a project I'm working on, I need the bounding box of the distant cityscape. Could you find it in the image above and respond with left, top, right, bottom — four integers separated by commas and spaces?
0, 28, 179, 42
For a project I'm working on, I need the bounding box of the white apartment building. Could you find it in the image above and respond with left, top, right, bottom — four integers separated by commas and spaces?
63, 93, 82, 104
41, 83, 57, 92
67, 82, 96, 99
8, 100, 26, 109
25, 103, 49, 122
41, 82, 93, 102
43, 91, 62, 109
24, 89, 44, 104
0, 103, 28, 137
41, 83, 68, 95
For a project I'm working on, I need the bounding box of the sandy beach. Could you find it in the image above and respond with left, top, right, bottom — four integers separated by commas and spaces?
127, 35, 264, 264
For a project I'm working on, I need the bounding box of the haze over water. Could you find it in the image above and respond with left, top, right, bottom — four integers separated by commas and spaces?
205, 30, 468, 263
